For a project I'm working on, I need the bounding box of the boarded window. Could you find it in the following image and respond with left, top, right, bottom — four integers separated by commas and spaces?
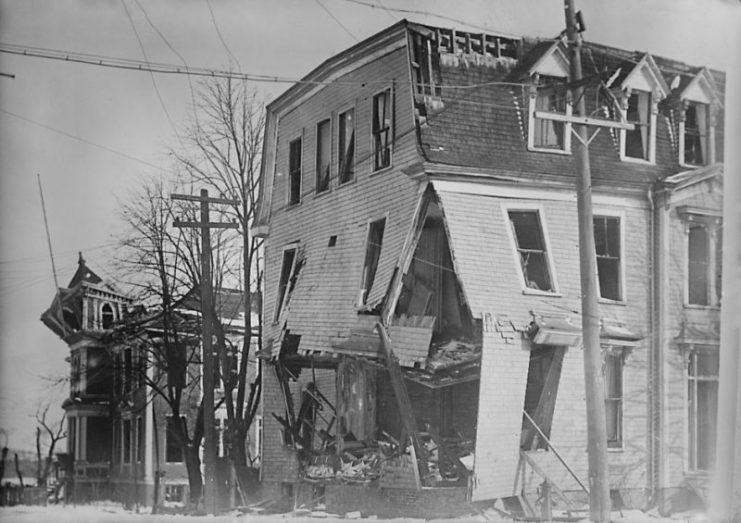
274, 247, 297, 322
521, 345, 566, 450
684, 102, 708, 166
508, 210, 554, 292
288, 138, 302, 205
123, 419, 131, 463
604, 351, 624, 448
166, 416, 185, 463
624, 90, 651, 160
315, 119, 330, 193
372, 90, 392, 170
688, 351, 718, 471
338, 109, 355, 184
360, 218, 385, 305
594, 216, 621, 301
688, 224, 709, 305
533, 78, 567, 149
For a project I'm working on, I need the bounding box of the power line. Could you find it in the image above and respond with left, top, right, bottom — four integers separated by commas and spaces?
315, 0, 360, 42
204, 0, 242, 71
0, 107, 162, 169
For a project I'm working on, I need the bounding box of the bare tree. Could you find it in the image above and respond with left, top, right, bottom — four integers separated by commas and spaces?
173, 75, 265, 491
35, 404, 66, 487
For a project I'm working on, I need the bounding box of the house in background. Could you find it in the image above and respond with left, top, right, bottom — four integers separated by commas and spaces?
41, 255, 261, 507
252, 20, 724, 516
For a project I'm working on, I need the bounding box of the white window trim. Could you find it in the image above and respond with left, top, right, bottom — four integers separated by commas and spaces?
527, 84, 572, 154
601, 345, 627, 451
683, 347, 719, 474
619, 88, 657, 165
273, 242, 300, 324
370, 86, 394, 173
682, 214, 722, 308
593, 208, 627, 304
501, 203, 560, 295
337, 104, 357, 185
357, 214, 389, 307
678, 101, 716, 169
315, 117, 332, 195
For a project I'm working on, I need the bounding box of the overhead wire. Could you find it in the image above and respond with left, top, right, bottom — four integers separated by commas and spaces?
204, 0, 242, 72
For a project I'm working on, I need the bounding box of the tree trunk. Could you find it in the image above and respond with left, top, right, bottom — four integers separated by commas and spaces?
14, 453, 24, 488
184, 445, 203, 507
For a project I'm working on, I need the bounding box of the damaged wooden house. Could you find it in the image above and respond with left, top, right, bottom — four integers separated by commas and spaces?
252, 20, 724, 515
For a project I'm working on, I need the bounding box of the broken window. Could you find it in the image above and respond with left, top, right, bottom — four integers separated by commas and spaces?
315, 119, 330, 193
508, 210, 554, 292
683, 102, 708, 166
372, 89, 392, 170
360, 218, 385, 305
123, 419, 131, 464
623, 90, 652, 160
688, 224, 710, 305
288, 137, 302, 205
521, 345, 566, 450
594, 216, 622, 301
338, 109, 355, 184
688, 350, 718, 471
410, 32, 441, 97
165, 416, 185, 463
532, 78, 568, 150
274, 247, 298, 322
604, 351, 624, 448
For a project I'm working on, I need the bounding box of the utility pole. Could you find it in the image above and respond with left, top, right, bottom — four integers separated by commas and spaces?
172, 189, 238, 514
563, 1, 611, 520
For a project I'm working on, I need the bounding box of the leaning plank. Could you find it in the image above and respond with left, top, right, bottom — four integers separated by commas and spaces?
376, 321, 428, 487
518, 449, 576, 510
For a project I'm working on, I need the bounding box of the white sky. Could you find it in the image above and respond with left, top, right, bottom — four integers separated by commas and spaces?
0, 0, 738, 451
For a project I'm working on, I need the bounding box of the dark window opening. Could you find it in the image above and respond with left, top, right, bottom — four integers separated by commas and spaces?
86, 347, 112, 396
372, 90, 392, 170
604, 351, 624, 448
625, 90, 651, 160
688, 224, 710, 305
328, 235, 337, 247
63, 308, 81, 331
112, 420, 120, 464
274, 248, 298, 322
315, 119, 330, 193
288, 138, 302, 205
101, 303, 114, 329
338, 109, 355, 184
124, 348, 133, 395
136, 417, 144, 463
122, 419, 131, 464
688, 351, 718, 471
684, 102, 708, 166
410, 33, 442, 97
69, 418, 77, 457
521, 345, 566, 450
533, 77, 567, 149
508, 210, 554, 292
166, 416, 185, 463
594, 216, 621, 301
360, 218, 385, 305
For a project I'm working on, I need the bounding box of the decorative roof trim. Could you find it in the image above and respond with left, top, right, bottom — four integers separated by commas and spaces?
528, 40, 569, 78
678, 67, 723, 107
620, 53, 670, 99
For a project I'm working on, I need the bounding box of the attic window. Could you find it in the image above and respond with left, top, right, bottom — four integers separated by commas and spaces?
623, 90, 652, 161
410, 33, 441, 97
101, 303, 114, 329
508, 210, 555, 292
359, 218, 385, 305
682, 102, 709, 166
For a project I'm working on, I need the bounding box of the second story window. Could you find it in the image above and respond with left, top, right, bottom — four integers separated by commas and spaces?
288, 138, 302, 206
508, 210, 554, 292
687, 221, 721, 307
315, 119, 330, 193
594, 216, 622, 301
359, 218, 385, 305
623, 90, 652, 161
372, 90, 392, 170
101, 303, 114, 329
683, 102, 708, 166
338, 109, 355, 184
274, 246, 298, 323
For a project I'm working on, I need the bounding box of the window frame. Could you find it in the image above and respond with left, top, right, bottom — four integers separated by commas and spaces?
315, 118, 331, 194
273, 243, 299, 324
527, 76, 572, 154
371, 88, 393, 172
122, 418, 132, 464
338, 106, 356, 185
165, 415, 185, 464
603, 349, 625, 450
358, 217, 387, 306
681, 212, 722, 308
136, 416, 144, 463
502, 204, 560, 295
619, 88, 656, 164
686, 348, 719, 473
287, 135, 303, 207
593, 211, 626, 303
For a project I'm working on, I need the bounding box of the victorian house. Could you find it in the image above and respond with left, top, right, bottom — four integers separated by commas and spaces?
252, 20, 724, 516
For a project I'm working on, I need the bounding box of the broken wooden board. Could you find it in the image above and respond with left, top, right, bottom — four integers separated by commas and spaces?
388, 315, 436, 366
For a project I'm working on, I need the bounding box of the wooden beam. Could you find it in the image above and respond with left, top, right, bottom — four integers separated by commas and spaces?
534, 110, 635, 131
376, 321, 428, 486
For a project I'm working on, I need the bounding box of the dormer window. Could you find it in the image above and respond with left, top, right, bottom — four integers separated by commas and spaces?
677, 68, 720, 167
527, 42, 571, 154
623, 90, 652, 161
616, 54, 668, 164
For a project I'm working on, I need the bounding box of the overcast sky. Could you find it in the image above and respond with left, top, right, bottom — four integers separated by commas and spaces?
0, 0, 738, 451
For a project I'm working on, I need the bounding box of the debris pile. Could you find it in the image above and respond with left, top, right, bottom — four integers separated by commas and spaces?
426, 339, 481, 372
